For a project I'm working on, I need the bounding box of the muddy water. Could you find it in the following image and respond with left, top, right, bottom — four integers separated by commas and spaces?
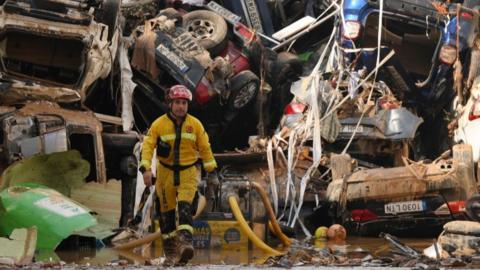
38, 237, 433, 266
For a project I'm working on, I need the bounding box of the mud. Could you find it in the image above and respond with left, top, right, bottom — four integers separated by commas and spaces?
24, 236, 434, 268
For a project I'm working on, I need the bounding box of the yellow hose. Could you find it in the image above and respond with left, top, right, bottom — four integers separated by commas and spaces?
228, 195, 283, 256
193, 194, 206, 220
251, 182, 292, 246
113, 231, 161, 250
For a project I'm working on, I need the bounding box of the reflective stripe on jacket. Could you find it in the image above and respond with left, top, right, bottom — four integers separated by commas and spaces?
140, 113, 217, 172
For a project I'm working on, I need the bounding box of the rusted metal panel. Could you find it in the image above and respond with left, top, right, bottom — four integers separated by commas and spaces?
327, 150, 475, 203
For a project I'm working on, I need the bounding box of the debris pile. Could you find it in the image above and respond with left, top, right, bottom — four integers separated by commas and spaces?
0, 0, 480, 267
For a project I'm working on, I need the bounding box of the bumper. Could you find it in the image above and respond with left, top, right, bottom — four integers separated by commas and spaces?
344, 215, 462, 237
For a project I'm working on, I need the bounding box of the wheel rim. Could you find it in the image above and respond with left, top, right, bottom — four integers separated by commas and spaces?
186, 19, 215, 40
233, 82, 257, 109
467, 196, 480, 221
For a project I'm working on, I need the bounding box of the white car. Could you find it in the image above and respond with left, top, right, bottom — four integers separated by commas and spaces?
454, 80, 480, 168
0, 0, 121, 105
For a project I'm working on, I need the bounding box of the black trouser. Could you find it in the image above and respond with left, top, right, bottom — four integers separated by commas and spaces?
159, 201, 194, 239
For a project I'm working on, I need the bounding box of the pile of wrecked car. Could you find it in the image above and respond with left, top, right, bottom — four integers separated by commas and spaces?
2, 0, 480, 267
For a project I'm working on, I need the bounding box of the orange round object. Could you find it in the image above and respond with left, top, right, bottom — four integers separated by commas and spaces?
327, 224, 347, 241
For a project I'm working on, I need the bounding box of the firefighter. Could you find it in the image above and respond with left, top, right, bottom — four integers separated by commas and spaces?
139, 84, 218, 265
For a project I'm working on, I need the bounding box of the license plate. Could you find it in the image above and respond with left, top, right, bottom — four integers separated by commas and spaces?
207, 1, 241, 24
384, 200, 425, 214
341, 125, 364, 133
244, 0, 264, 33
156, 44, 189, 73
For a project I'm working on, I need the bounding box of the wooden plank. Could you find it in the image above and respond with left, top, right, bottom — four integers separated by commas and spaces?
94, 113, 122, 126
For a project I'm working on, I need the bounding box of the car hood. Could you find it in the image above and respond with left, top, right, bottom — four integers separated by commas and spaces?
0, 77, 81, 104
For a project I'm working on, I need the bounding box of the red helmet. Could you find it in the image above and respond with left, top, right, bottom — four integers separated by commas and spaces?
169, 85, 192, 101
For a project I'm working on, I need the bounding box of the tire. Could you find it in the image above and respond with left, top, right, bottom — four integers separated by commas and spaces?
228, 70, 260, 110
267, 51, 301, 132
98, 0, 121, 41
466, 194, 480, 221
273, 52, 303, 83
182, 10, 228, 56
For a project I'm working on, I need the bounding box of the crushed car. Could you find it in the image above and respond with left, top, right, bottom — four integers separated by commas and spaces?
130, 10, 259, 151
0, 101, 106, 182
0, 101, 139, 226
337, 0, 480, 159
0, 0, 140, 225
130, 7, 303, 151
0, 0, 121, 105
279, 78, 423, 167
325, 144, 477, 237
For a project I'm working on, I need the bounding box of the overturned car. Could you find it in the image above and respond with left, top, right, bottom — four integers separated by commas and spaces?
337, 0, 480, 159
0, 0, 121, 105
0, 101, 106, 181
130, 7, 302, 151
326, 144, 477, 237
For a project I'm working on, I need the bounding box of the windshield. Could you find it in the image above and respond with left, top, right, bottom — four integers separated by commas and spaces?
360, 13, 442, 78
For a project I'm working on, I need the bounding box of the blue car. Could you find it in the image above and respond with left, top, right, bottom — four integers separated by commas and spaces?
339, 0, 479, 158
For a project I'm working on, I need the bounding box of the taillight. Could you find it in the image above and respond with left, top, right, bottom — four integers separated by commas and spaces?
351, 209, 378, 222
234, 23, 256, 43
343, 21, 361, 40
284, 102, 306, 115
194, 78, 212, 105
434, 201, 465, 215
439, 45, 457, 65
460, 12, 473, 20
469, 100, 480, 121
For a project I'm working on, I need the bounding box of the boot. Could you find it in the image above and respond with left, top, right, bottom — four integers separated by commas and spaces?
162, 235, 179, 266
176, 229, 194, 265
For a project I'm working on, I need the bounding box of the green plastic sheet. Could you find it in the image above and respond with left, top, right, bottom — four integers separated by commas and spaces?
0, 183, 97, 250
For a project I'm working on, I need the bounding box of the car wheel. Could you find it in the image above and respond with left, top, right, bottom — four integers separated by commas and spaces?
466, 194, 480, 221
98, 0, 121, 41
273, 52, 303, 83
182, 10, 228, 56
228, 70, 259, 110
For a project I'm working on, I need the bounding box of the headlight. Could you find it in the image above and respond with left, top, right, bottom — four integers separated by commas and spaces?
343, 21, 361, 40
439, 45, 457, 65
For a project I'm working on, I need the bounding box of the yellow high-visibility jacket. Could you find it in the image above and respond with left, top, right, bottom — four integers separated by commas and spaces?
140, 113, 217, 172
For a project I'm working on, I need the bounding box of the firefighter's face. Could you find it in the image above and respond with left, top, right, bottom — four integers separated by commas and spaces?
171, 99, 188, 117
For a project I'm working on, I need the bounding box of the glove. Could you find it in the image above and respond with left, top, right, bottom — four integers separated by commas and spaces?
206, 170, 220, 187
